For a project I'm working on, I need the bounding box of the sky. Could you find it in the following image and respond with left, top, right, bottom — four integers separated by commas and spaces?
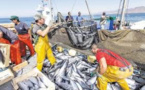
0, 0, 145, 18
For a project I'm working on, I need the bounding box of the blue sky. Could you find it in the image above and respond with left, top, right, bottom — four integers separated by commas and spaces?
0, 0, 145, 18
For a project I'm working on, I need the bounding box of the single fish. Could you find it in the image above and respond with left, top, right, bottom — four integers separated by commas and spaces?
29, 77, 39, 86
133, 76, 145, 84
37, 77, 46, 88
70, 80, 79, 90
140, 86, 145, 90
18, 81, 29, 90
75, 81, 83, 90
34, 84, 39, 90
23, 80, 33, 88
87, 75, 97, 85
57, 60, 68, 77
55, 53, 64, 58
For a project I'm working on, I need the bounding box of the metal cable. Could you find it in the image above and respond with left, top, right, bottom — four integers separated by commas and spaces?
71, 0, 78, 13
125, 0, 130, 22
117, 0, 123, 18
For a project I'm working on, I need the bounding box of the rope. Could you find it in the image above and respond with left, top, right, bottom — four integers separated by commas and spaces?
125, 0, 130, 22
117, 0, 123, 18
59, 20, 96, 28
70, 0, 78, 13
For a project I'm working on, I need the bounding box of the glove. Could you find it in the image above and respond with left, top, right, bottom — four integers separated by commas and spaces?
90, 72, 96, 77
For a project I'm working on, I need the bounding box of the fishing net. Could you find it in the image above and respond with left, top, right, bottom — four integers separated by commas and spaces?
66, 24, 97, 49
96, 30, 145, 65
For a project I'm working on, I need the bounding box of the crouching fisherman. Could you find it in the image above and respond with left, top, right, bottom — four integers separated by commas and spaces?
32, 14, 56, 71
0, 26, 22, 65
91, 44, 133, 90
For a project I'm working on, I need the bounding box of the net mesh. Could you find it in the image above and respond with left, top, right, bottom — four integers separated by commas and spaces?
97, 30, 145, 65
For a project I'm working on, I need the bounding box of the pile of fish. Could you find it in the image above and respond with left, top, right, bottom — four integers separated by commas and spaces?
41, 46, 145, 90
18, 76, 49, 90
42, 47, 98, 90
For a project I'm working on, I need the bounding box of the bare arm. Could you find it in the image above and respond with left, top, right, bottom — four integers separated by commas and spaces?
36, 26, 51, 37
99, 57, 107, 75
36, 24, 59, 37
28, 29, 32, 40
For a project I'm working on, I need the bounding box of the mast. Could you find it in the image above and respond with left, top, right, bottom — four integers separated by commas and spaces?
85, 0, 92, 20
119, 0, 128, 29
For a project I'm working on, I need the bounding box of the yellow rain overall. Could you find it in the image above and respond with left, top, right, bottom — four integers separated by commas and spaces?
96, 49, 133, 90
35, 32, 56, 71
97, 65, 133, 90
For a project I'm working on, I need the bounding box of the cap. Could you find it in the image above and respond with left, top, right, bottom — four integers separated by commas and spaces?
34, 14, 45, 21
10, 16, 19, 20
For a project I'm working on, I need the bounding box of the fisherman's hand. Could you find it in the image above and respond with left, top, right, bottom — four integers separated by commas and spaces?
90, 71, 96, 77
96, 72, 102, 77
51, 23, 61, 29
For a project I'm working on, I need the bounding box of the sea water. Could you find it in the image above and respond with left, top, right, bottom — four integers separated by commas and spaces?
0, 13, 145, 27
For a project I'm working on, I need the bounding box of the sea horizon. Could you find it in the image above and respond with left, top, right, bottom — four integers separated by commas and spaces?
0, 13, 145, 26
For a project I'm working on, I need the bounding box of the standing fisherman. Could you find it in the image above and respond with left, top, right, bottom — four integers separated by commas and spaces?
76, 12, 84, 27
32, 14, 56, 71
10, 16, 35, 57
100, 12, 107, 30
91, 44, 133, 90
66, 12, 74, 27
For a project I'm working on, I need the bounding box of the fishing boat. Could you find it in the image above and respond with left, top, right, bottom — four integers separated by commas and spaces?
37, 0, 145, 69
0, 0, 145, 90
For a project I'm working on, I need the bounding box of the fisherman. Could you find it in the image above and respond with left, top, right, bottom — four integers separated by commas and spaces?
100, 12, 107, 30
109, 17, 114, 30
10, 16, 35, 57
32, 14, 56, 71
0, 26, 22, 65
114, 18, 121, 30
91, 44, 133, 90
76, 12, 84, 27
66, 12, 74, 27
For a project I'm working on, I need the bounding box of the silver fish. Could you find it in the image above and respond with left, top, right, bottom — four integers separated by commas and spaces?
39, 76, 50, 88
75, 81, 83, 90
70, 80, 79, 90
43, 60, 51, 67
37, 77, 46, 88
57, 60, 68, 77
55, 78, 72, 90
17, 69, 23, 77
58, 55, 70, 60
126, 79, 139, 90
107, 84, 121, 90
55, 53, 64, 58
34, 84, 39, 90
18, 81, 29, 90
133, 76, 145, 84
23, 80, 33, 88
77, 69, 86, 79
29, 77, 39, 86
140, 86, 145, 90
87, 75, 97, 85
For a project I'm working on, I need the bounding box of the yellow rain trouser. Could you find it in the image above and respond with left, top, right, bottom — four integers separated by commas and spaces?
97, 65, 133, 90
35, 35, 56, 71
